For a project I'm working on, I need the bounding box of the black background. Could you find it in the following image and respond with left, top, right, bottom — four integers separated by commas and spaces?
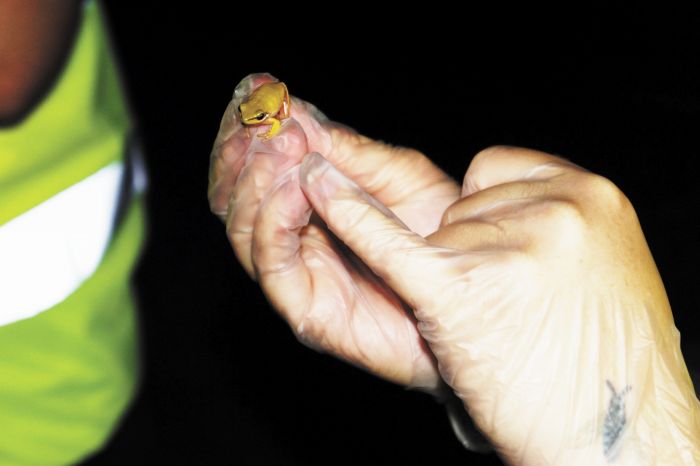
80, 5, 700, 465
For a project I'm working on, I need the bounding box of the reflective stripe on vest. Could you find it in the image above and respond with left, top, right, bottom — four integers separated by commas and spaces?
0, 162, 123, 325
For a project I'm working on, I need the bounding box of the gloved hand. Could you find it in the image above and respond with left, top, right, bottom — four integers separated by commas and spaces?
296, 146, 700, 465
208, 73, 460, 393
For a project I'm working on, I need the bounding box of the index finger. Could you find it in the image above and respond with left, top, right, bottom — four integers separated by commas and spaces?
299, 152, 478, 316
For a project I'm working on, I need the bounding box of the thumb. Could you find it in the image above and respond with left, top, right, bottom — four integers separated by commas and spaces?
299, 152, 469, 314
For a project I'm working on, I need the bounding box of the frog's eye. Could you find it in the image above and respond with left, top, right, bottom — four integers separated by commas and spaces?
237, 105, 242, 114
255, 113, 267, 121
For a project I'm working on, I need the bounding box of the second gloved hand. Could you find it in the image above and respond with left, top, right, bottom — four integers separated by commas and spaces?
297, 147, 700, 466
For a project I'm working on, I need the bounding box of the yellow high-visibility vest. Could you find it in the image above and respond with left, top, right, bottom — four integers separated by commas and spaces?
0, 2, 144, 464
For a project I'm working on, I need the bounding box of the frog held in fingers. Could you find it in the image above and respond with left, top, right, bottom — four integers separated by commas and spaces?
238, 81, 291, 139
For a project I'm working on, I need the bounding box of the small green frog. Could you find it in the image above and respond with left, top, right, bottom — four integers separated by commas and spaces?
238, 81, 291, 139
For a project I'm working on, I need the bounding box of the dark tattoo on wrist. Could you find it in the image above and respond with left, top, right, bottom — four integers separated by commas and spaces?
602, 380, 632, 459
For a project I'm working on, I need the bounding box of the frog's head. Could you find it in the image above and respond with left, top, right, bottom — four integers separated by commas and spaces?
238, 102, 269, 125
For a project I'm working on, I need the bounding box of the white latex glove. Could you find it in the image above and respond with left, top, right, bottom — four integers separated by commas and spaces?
295, 147, 700, 465
208, 73, 458, 392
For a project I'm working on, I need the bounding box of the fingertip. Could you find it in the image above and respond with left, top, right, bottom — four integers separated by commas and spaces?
258, 175, 312, 237
291, 97, 329, 123
299, 152, 351, 208
299, 152, 327, 183
233, 72, 278, 103
262, 119, 308, 158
